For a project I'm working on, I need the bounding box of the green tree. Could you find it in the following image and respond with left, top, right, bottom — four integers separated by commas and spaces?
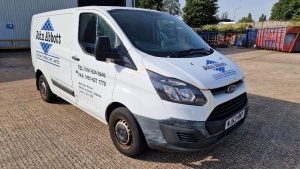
238, 13, 254, 23
138, 0, 163, 11
220, 12, 229, 20
163, 0, 182, 16
183, 0, 219, 28
259, 14, 267, 22
219, 25, 234, 32
247, 13, 253, 21
202, 24, 218, 31
270, 0, 300, 21
234, 23, 252, 31
216, 11, 233, 22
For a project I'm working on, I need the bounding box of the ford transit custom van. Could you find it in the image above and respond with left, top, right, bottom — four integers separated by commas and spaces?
31, 6, 249, 157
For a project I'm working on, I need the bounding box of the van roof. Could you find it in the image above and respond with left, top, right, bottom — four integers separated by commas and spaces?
79, 6, 161, 12
33, 6, 162, 18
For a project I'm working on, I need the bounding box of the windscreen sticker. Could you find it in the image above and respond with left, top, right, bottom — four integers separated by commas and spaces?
203, 60, 237, 80
35, 18, 62, 67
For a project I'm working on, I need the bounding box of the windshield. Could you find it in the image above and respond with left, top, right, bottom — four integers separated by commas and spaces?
109, 9, 211, 57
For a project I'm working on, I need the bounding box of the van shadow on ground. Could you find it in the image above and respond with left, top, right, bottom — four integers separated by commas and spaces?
137, 93, 300, 169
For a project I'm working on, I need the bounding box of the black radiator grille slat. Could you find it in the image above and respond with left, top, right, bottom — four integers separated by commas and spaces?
177, 133, 199, 143
213, 102, 245, 118
213, 94, 245, 112
208, 93, 247, 121
213, 96, 246, 114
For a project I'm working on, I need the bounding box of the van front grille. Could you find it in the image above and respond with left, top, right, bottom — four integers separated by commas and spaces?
207, 93, 247, 121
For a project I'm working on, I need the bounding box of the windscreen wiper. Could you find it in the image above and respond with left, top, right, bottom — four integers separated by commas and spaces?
168, 48, 213, 58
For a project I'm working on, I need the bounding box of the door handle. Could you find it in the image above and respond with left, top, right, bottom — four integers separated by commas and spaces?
72, 56, 80, 61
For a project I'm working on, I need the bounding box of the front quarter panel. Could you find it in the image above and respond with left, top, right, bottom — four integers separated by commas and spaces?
113, 65, 169, 120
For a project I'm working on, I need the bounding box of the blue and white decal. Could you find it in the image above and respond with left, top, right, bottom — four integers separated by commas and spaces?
35, 18, 62, 67
6, 24, 14, 29
203, 60, 237, 80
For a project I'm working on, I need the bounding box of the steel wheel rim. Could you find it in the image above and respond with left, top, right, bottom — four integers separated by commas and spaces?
40, 80, 47, 96
114, 118, 132, 149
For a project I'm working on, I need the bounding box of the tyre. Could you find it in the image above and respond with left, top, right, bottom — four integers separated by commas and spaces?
38, 75, 56, 103
109, 107, 147, 157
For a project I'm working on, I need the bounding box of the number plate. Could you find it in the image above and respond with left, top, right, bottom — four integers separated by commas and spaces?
225, 109, 245, 130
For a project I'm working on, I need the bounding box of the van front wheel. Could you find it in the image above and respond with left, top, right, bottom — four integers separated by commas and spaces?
109, 107, 147, 157
38, 75, 55, 103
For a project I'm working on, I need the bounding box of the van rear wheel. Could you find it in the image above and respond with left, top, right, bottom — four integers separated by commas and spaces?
109, 107, 147, 157
38, 75, 55, 103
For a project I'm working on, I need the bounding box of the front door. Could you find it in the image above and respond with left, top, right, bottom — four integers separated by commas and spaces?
70, 11, 119, 121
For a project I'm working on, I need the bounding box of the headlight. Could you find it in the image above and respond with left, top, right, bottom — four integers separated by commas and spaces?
147, 70, 207, 106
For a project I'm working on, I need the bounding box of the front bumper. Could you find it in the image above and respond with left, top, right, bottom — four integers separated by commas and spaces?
134, 103, 249, 152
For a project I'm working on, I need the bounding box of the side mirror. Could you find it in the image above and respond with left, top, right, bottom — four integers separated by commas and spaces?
95, 36, 111, 62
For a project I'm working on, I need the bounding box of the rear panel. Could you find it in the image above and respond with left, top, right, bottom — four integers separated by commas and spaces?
31, 12, 75, 96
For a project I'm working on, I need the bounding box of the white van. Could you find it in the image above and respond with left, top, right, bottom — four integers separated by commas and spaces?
31, 6, 249, 157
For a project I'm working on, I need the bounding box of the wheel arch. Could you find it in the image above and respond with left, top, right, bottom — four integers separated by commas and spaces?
105, 102, 147, 141
35, 69, 43, 90
105, 102, 126, 123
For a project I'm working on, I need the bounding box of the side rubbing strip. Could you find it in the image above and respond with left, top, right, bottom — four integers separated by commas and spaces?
51, 79, 74, 97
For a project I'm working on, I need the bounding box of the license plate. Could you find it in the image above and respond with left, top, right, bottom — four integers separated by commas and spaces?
225, 110, 245, 130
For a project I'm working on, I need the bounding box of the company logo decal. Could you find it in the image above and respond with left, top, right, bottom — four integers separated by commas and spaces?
36, 18, 61, 67
203, 60, 237, 80
203, 60, 227, 73
41, 18, 54, 31
40, 42, 52, 54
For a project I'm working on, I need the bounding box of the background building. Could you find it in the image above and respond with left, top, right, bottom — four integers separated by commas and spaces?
0, 0, 135, 49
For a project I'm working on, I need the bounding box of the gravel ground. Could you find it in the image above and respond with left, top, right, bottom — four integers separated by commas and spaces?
0, 49, 299, 169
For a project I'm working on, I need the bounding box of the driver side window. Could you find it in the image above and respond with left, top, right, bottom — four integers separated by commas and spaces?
78, 13, 119, 55
97, 16, 117, 48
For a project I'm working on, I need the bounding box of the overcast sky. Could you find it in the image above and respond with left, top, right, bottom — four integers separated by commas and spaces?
179, 0, 279, 22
